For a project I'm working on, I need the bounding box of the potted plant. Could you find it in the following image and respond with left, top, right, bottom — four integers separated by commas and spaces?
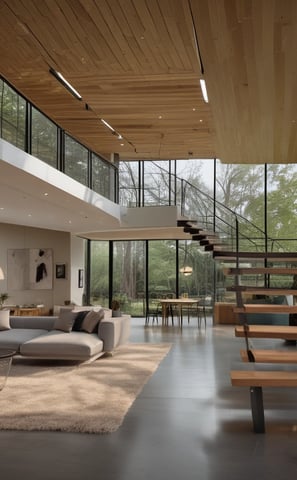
0, 293, 9, 310
111, 299, 121, 317
0, 293, 10, 328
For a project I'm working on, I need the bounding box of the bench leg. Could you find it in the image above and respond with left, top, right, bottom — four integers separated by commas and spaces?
250, 386, 265, 433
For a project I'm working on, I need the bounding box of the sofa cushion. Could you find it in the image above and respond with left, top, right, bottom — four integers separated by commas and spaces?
20, 331, 104, 360
0, 310, 10, 331
0, 329, 48, 352
81, 309, 104, 333
53, 310, 77, 332
72, 310, 89, 331
10, 316, 55, 330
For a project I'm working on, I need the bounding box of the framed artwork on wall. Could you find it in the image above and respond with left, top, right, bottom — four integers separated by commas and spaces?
78, 269, 84, 288
55, 264, 66, 279
8, 248, 53, 290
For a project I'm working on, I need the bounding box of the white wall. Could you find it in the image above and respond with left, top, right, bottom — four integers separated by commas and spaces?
70, 235, 86, 306
0, 223, 85, 313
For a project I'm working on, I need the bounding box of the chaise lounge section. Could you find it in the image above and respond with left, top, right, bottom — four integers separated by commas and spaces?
0, 307, 131, 362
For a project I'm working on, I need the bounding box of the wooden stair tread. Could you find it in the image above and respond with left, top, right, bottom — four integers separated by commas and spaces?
231, 370, 297, 387
234, 305, 297, 313
227, 287, 297, 295
224, 267, 297, 275
240, 349, 297, 363
235, 325, 297, 339
200, 238, 221, 245
192, 230, 218, 237
214, 251, 297, 261
177, 219, 199, 227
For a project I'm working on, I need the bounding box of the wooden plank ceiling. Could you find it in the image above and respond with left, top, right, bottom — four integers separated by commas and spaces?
0, 0, 297, 164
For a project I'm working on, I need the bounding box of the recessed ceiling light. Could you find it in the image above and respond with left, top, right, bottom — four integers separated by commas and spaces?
28, 214, 32, 217
120, 143, 124, 146
158, 115, 163, 119
192, 108, 196, 111
200, 79, 209, 103
44, 192, 49, 196
199, 119, 203, 123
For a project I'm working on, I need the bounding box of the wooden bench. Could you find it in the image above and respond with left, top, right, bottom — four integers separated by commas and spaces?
230, 369, 297, 433
240, 349, 297, 363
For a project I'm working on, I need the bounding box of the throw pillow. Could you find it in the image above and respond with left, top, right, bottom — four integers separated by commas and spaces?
72, 310, 89, 331
81, 308, 105, 333
53, 310, 77, 332
0, 310, 10, 331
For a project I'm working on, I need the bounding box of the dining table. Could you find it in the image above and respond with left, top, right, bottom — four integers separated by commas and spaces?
158, 298, 199, 326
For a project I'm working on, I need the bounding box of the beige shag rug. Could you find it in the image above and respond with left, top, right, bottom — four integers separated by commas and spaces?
0, 343, 171, 434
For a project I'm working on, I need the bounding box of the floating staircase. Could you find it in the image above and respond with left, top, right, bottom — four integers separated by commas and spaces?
178, 217, 297, 349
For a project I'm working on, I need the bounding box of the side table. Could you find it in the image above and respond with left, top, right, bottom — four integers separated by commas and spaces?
0, 349, 16, 391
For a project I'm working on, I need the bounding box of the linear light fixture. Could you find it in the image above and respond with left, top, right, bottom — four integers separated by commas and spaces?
101, 118, 123, 140
101, 118, 137, 151
100, 118, 116, 133
49, 68, 82, 100
200, 79, 209, 103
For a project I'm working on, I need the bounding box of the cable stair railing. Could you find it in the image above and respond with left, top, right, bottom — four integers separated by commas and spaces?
178, 178, 297, 363
120, 160, 297, 355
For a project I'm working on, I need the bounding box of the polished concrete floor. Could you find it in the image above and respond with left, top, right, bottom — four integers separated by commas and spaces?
1, 316, 297, 479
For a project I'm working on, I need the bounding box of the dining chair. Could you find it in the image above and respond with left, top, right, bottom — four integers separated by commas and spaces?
197, 296, 212, 328
145, 300, 162, 326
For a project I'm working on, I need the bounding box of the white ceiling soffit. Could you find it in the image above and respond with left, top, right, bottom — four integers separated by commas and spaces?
0, 140, 121, 235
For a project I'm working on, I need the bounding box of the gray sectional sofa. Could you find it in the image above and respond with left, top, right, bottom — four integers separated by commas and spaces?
0, 307, 131, 362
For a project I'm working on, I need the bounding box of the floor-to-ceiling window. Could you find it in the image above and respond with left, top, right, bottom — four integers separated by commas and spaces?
0, 76, 118, 203
64, 134, 89, 186
266, 163, 297, 253
178, 240, 213, 298
148, 240, 177, 299
112, 240, 145, 316
0, 79, 26, 150
91, 152, 116, 200
215, 163, 265, 252
89, 241, 109, 307
31, 106, 58, 167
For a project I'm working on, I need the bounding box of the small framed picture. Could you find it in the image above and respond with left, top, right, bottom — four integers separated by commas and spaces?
78, 269, 84, 288
56, 264, 66, 279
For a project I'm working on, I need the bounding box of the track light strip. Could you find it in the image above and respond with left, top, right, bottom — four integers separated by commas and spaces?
49, 68, 82, 100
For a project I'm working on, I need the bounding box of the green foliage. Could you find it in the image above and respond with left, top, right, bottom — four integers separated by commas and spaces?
90, 160, 297, 314
0, 293, 9, 309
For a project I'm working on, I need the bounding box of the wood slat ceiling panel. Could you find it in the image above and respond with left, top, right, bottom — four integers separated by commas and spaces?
2, 0, 296, 164
192, 0, 297, 164
0, 0, 215, 161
